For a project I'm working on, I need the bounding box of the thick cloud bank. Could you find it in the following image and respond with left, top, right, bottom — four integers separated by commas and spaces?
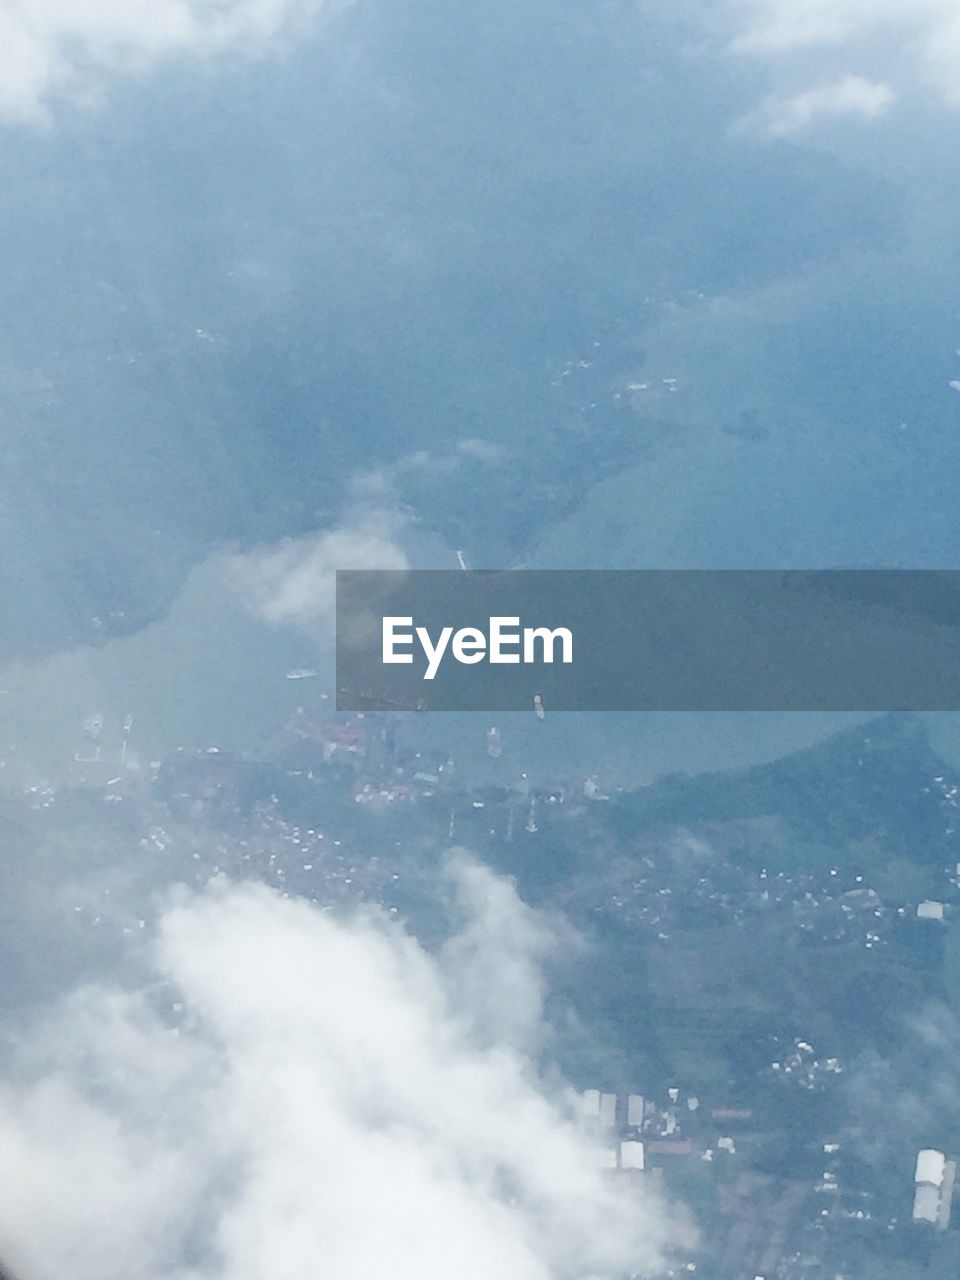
0, 863, 682, 1279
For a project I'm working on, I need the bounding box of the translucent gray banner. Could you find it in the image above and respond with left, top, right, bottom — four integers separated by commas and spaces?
335, 570, 960, 712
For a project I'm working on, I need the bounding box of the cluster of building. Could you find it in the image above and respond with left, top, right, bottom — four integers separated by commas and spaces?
581, 1089, 648, 1172
769, 1038, 843, 1091
20, 708, 960, 1280
580, 1086, 755, 1174
578, 829, 960, 963
52, 709, 960, 962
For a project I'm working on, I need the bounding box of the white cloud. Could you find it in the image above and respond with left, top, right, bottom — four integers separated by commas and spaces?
352, 438, 508, 492
738, 74, 895, 136
456, 437, 507, 464
727, 0, 960, 107
439, 855, 571, 1053
0, 864, 687, 1280
0, 0, 333, 123
728, 0, 914, 54
227, 506, 408, 628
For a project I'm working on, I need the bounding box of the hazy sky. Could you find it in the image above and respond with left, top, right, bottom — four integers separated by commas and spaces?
4, 0, 960, 770
3, 4, 960, 1275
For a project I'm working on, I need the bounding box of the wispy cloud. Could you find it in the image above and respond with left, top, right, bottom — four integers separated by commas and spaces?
727, 0, 960, 110
0, 0, 334, 124
352, 438, 508, 496
228, 436, 503, 632
438, 854, 573, 1054
729, 0, 906, 54
737, 74, 895, 136
0, 863, 686, 1279
227, 506, 408, 629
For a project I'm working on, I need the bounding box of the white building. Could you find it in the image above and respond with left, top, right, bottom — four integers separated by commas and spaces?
918, 901, 946, 922
916, 1149, 946, 1187
627, 1093, 645, 1127
599, 1092, 617, 1129
620, 1140, 646, 1171
913, 1149, 955, 1229
914, 1183, 941, 1225
581, 1089, 601, 1119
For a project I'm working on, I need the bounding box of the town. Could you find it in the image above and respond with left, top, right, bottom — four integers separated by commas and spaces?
10, 706, 960, 1280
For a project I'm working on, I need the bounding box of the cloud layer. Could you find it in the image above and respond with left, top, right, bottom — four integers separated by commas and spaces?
738, 74, 895, 136
729, 0, 960, 114
227, 506, 408, 629
729, 0, 942, 54
0, 863, 682, 1280
0, 0, 331, 122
